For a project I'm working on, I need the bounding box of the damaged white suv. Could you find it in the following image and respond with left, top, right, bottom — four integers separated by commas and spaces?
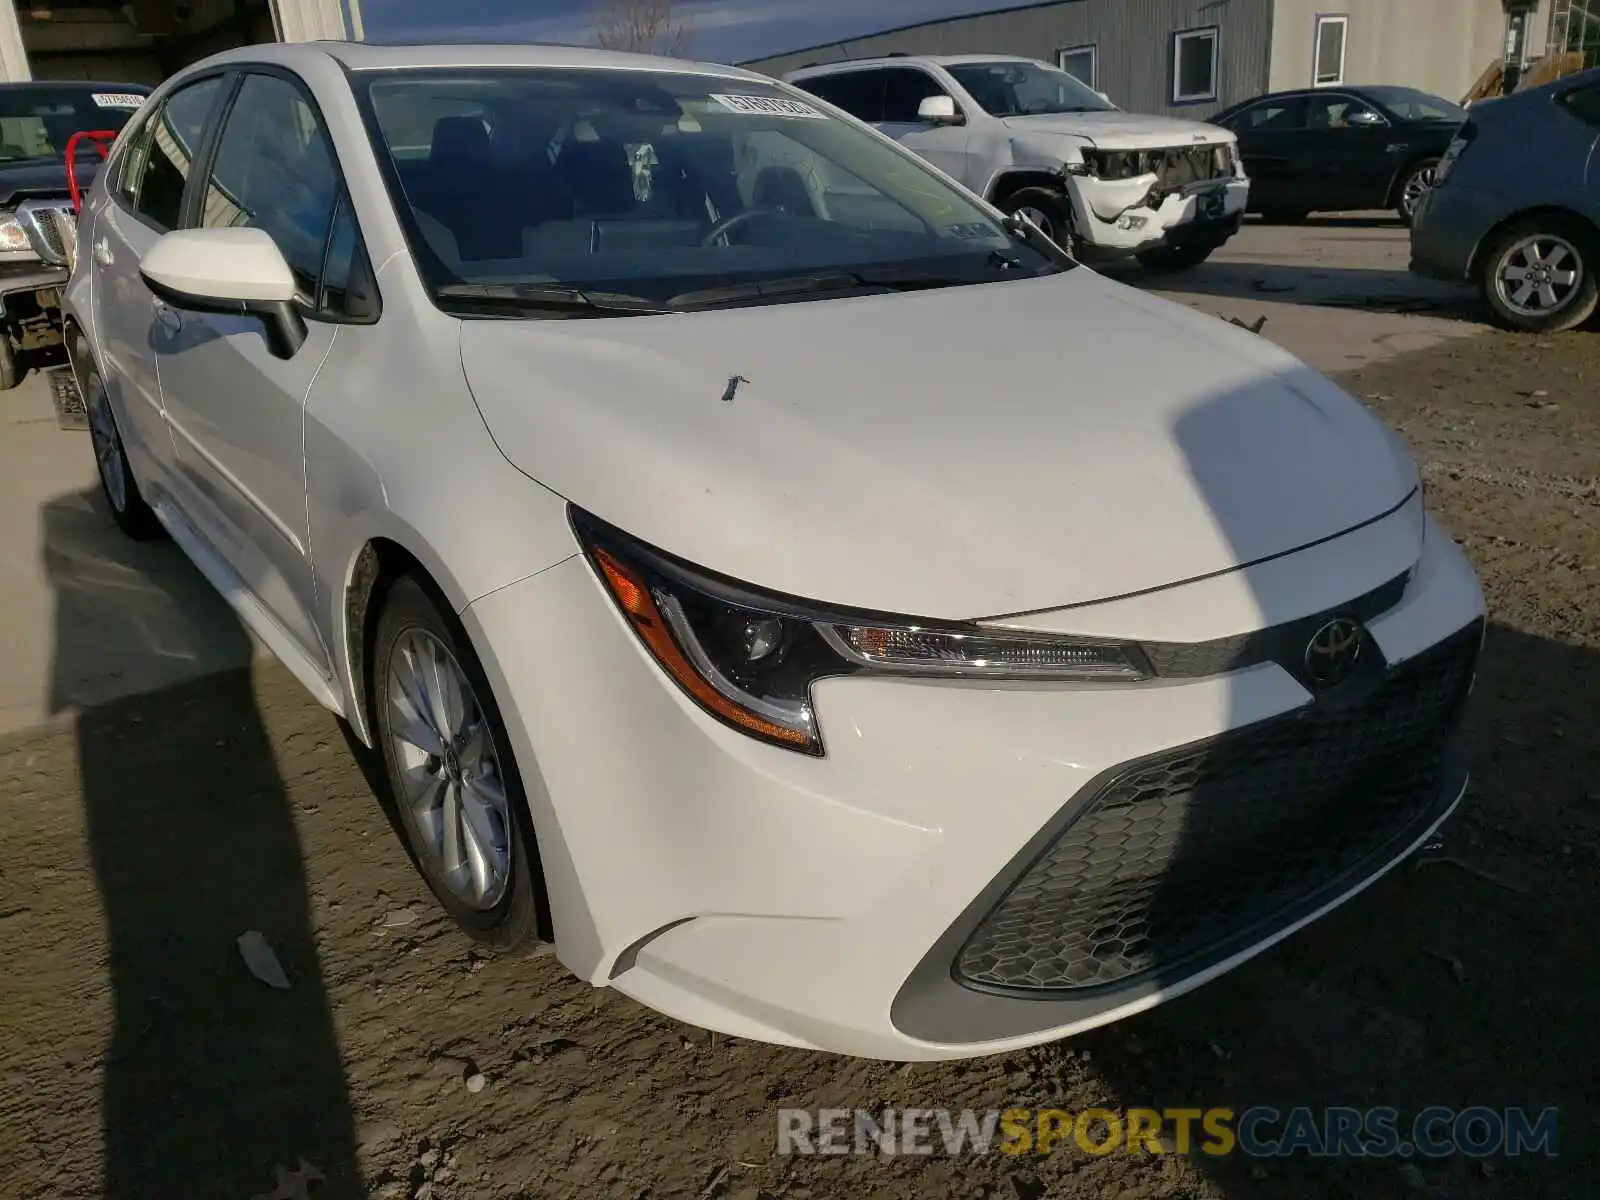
786, 55, 1250, 270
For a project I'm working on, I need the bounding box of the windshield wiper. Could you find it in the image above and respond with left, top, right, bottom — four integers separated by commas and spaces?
669, 256, 1041, 309
435, 282, 678, 317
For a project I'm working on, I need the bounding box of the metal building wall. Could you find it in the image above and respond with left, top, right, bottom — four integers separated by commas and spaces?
1267, 0, 1512, 99
746, 0, 1276, 120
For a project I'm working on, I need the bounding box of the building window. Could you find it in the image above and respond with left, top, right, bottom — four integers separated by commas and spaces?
1057, 44, 1097, 88
1314, 14, 1348, 86
1172, 26, 1219, 103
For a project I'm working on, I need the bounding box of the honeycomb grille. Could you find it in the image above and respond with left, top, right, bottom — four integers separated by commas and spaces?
956, 621, 1481, 995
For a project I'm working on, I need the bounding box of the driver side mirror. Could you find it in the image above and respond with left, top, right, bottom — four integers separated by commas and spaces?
139, 227, 307, 360
917, 94, 964, 126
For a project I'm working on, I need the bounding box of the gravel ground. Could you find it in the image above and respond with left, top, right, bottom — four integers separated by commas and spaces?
1, 328, 1595, 1200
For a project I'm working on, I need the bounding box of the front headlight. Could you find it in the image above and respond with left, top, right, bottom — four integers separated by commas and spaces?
573, 508, 1150, 756
0, 213, 35, 256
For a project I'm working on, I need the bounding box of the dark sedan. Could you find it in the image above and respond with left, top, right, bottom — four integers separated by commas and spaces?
1210, 85, 1468, 225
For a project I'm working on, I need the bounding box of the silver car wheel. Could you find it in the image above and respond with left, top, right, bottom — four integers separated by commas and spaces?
1495, 235, 1583, 317
86, 379, 127, 514
1400, 166, 1435, 217
387, 629, 512, 910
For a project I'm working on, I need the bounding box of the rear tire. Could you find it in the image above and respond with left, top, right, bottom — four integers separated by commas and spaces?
1395, 158, 1440, 227
371, 576, 547, 952
1135, 241, 1218, 271
1477, 214, 1599, 334
81, 349, 163, 541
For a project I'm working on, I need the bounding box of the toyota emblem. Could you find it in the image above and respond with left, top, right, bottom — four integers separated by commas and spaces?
1304, 618, 1363, 688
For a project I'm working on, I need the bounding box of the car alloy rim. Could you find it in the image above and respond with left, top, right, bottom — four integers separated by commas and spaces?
387, 629, 512, 909
1015, 205, 1056, 241
1495, 235, 1583, 316
1402, 166, 1435, 215
86, 378, 127, 513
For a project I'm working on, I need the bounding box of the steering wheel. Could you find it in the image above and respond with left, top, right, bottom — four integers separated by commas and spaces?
701, 208, 780, 247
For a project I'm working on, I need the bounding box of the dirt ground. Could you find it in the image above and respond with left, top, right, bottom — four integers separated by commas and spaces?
1, 327, 1596, 1200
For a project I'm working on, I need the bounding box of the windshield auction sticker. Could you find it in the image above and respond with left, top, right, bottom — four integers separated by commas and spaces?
92, 93, 146, 109
709, 94, 828, 120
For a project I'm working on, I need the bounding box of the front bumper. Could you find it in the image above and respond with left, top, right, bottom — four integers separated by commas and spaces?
1070, 175, 1250, 254
463, 505, 1485, 1060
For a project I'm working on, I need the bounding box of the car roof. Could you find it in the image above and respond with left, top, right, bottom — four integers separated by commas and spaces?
186, 38, 770, 84
787, 53, 1038, 77
0, 80, 152, 92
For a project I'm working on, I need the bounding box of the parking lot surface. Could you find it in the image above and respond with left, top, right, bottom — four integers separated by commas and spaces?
2, 229, 1595, 1199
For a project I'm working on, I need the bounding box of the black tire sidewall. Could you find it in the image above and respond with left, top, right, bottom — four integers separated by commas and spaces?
370, 576, 545, 951
84, 361, 163, 541
1480, 216, 1600, 333
1001, 186, 1075, 249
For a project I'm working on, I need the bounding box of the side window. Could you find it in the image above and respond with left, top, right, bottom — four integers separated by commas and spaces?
1308, 96, 1383, 129
199, 72, 339, 299
1237, 96, 1311, 131
318, 192, 380, 322
1558, 84, 1600, 128
794, 71, 886, 123
117, 77, 224, 231
882, 68, 950, 123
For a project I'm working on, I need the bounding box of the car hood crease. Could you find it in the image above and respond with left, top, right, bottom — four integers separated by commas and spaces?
460, 271, 1417, 619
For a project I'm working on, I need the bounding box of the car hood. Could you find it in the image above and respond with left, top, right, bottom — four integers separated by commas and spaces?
461, 270, 1417, 620
1001, 111, 1234, 148
0, 157, 98, 207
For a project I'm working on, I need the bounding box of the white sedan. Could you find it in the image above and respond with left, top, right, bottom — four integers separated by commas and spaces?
64, 40, 1486, 1061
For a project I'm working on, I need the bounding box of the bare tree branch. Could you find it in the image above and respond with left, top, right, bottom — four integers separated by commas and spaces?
589, 0, 694, 58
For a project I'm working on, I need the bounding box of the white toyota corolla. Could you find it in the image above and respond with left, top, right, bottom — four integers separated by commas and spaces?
64, 41, 1485, 1060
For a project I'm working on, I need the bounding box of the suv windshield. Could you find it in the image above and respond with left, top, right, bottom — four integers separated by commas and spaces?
945, 61, 1116, 118
0, 85, 147, 163
1362, 86, 1467, 123
358, 68, 1064, 313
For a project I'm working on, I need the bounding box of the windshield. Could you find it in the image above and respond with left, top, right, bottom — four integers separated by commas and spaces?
0, 86, 147, 163
1363, 86, 1468, 123
358, 68, 1062, 312
945, 61, 1116, 118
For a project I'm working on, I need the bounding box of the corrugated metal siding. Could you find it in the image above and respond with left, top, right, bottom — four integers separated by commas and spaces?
748, 0, 1274, 120
1269, 0, 1509, 100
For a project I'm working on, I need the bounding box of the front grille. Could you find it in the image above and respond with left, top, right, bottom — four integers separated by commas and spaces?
956, 620, 1481, 995
1085, 144, 1233, 190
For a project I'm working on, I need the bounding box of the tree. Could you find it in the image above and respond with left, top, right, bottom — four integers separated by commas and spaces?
589, 0, 693, 58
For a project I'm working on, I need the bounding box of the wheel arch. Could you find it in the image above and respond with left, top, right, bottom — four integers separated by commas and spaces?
1467, 205, 1600, 282
986, 169, 1069, 207
1384, 152, 1442, 210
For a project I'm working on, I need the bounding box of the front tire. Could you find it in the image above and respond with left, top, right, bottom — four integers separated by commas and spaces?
1395, 158, 1439, 226
999, 186, 1077, 254
371, 576, 546, 950
1477, 215, 1599, 334
82, 351, 163, 541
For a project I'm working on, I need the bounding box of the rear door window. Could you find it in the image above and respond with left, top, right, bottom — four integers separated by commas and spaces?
793, 70, 887, 123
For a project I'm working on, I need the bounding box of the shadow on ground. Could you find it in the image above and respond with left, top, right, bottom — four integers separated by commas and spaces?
43, 486, 361, 1198
1107, 258, 1482, 319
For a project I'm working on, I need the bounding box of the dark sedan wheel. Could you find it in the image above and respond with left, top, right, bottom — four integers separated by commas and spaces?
1478, 216, 1599, 334
1395, 158, 1439, 227
372, 576, 547, 950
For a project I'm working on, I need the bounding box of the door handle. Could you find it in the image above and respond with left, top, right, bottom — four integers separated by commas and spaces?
94, 237, 113, 266
151, 297, 182, 332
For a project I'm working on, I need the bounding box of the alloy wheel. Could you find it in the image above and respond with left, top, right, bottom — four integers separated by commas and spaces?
86, 377, 127, 514
1015, 205, 1057, 242
386, 628, 513, 910
1400, 165, 1436, 218
1494, 235, 1583, 317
